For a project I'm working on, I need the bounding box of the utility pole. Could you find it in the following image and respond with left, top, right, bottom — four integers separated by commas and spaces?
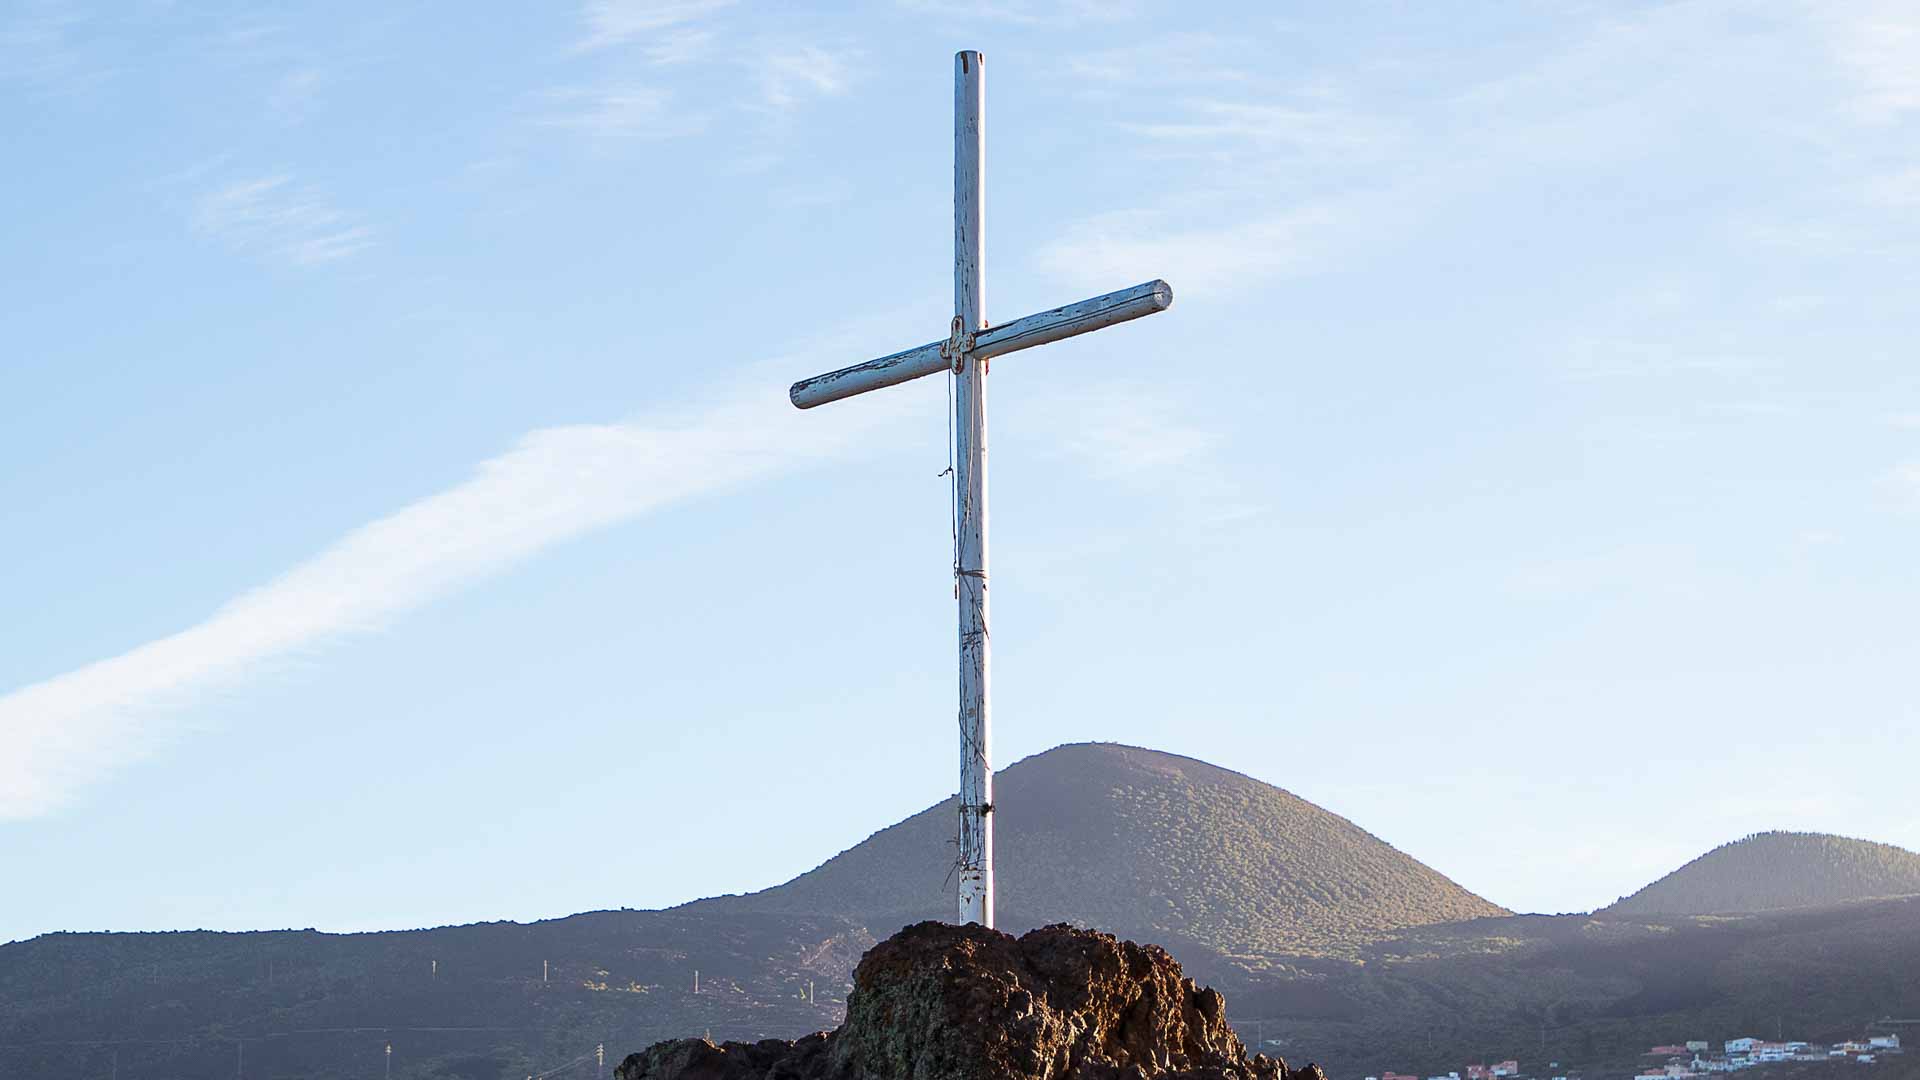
431, 959, 437, 979
384, 1041, 392, 1080
543, 960, 549, 983
597, 1043, 605, 1078
809, 979, 815, 1005
693, 969, 699, 995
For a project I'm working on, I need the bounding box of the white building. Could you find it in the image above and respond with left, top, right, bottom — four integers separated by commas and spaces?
1726, 1039, 1760, 1055
1869, 1036, 1900, 1051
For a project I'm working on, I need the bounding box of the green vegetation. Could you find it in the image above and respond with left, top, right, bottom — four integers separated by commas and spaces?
1606, 832, 1920, 916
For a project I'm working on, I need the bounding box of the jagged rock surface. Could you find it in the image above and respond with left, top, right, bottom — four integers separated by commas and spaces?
616, 922, 1326, 1080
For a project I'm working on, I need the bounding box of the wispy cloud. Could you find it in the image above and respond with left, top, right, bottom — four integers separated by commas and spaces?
1064, 392, 1215, 472
1051, 385, 1253, 525
755, 44, 852, 111
1037, 205, 1340, 297
1040, 2, 1920, 304
892, 0, 1144, 27
1559, 337, 1769, 381
1886, 461, 1920, 509
0, 0, 113, 95
0, 368, 913, 821
548, 5, 848, 143
1813, 0, 1920, 121
1861, 166, 1920, 207
576, 0, 735, 51
538, 84, 706, 139
1062, 33, 1247, 89
1124, 100, 1392, 162
267, 66, 326, 123
192, 174, 372, 266
638, 26, 716, 66
1034, 33, 1389, 298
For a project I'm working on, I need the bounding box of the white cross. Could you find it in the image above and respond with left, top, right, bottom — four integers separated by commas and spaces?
788, 50, 1173, 929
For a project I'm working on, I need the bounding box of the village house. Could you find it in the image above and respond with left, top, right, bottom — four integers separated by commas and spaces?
1868, 1036, 1900, 1051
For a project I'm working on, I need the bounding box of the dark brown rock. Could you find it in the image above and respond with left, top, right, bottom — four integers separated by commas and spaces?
615, 922, 1321, 1080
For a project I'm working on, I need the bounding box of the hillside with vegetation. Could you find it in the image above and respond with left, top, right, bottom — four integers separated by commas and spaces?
0, 910, 868, 1080
7, 896, 1917, 1080
686, 742, 1508, 956
1605, 832, 1920, 915
5, 747, 1919, 1080
1237, 895, 1920, 1078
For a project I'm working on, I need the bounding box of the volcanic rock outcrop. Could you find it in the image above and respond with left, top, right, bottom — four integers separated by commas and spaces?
615, 921, 1323, 1080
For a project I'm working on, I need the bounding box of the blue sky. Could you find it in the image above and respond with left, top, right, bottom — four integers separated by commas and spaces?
3, 0, 1917, 945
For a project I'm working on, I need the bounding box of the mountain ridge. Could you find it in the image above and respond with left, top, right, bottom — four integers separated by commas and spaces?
681, 742, 1508, 956
4, 745, 1918, 1080
1604, 830, 1920, 915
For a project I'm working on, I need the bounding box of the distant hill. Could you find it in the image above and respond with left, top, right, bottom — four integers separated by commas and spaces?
1605, 831, 1920, 915
684, 742, 1508, 956
7, 898, 1919, 1080
1258, 894, 1920, 1079
8, 748, 1920, 1080
0, 910, 869, 1080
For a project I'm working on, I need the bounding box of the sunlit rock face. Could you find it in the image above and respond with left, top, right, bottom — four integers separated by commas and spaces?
615, 921, 1325, 1080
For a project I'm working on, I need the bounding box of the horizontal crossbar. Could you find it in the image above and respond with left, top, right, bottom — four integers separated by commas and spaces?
789, 279, 1172, 409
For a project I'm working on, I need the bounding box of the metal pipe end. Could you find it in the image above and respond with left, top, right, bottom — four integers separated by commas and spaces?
956, 50, 983, 71
1150, 279, 1174, 310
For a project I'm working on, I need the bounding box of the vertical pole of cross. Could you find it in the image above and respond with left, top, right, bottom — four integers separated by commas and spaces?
952, 48, 994, 930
